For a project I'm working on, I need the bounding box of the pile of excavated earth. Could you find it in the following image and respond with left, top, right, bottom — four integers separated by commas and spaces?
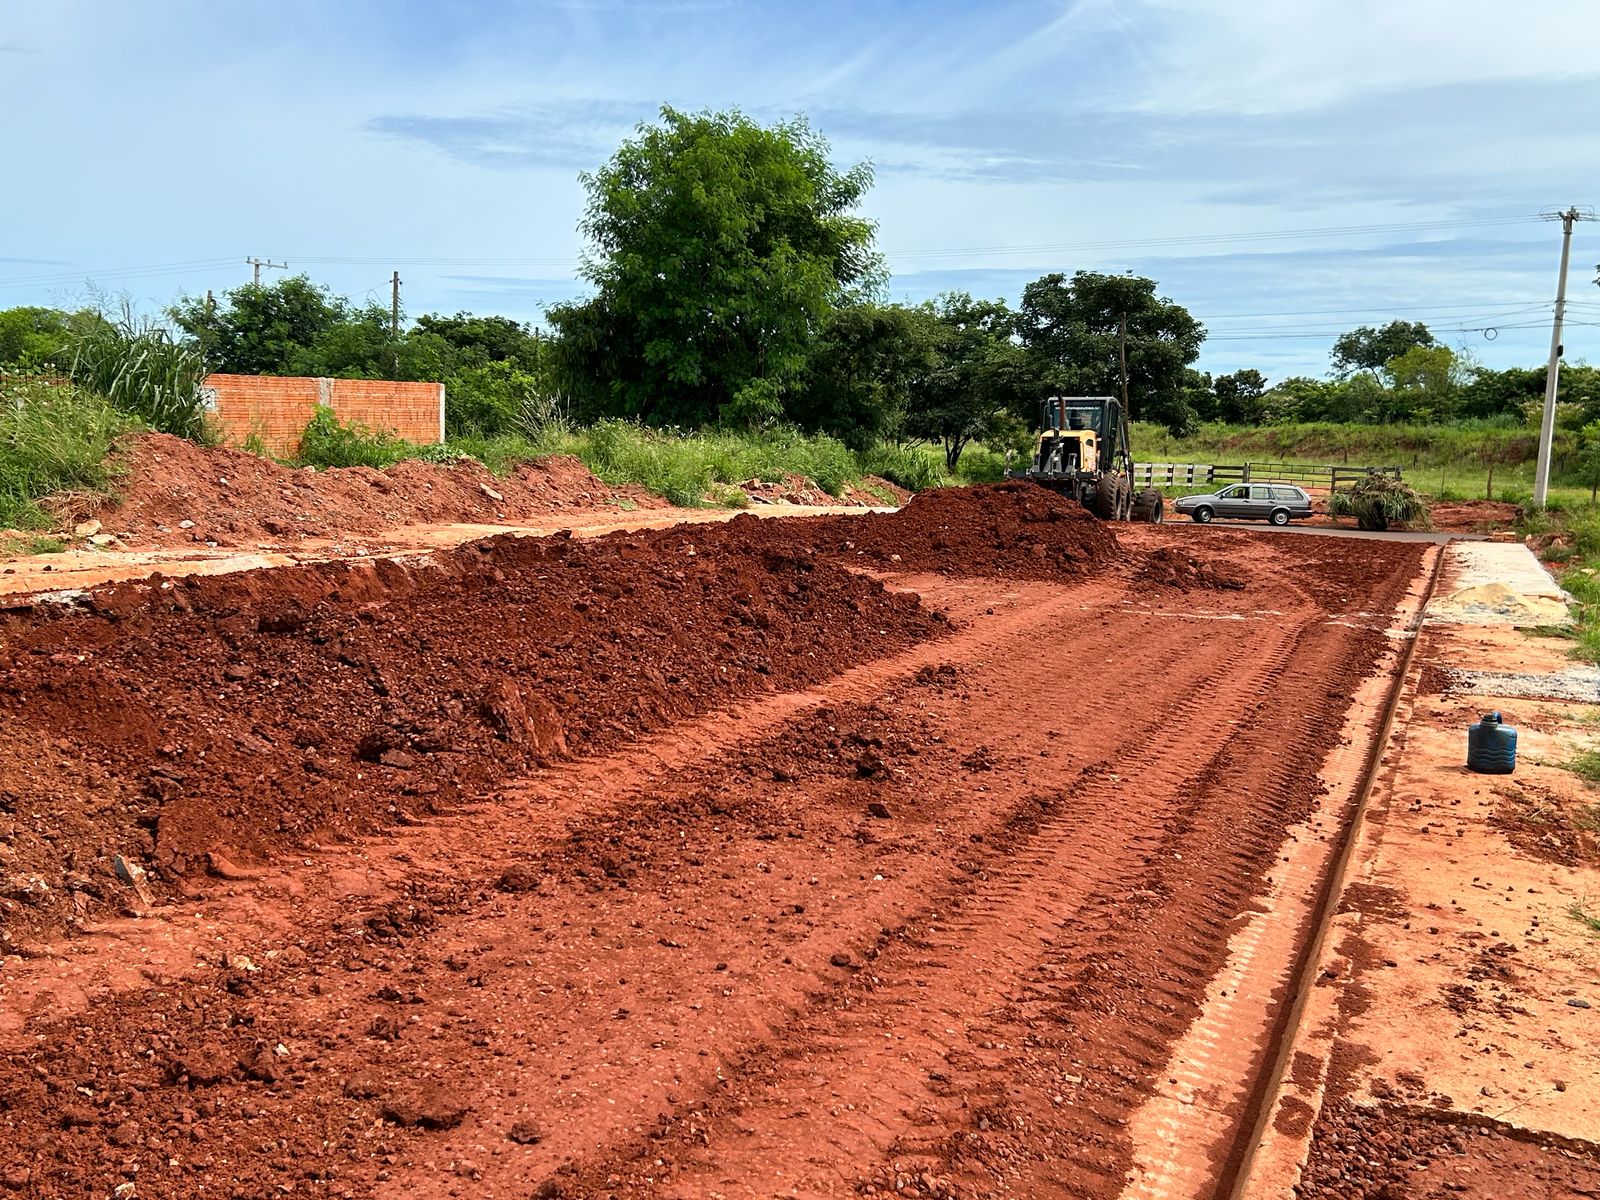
0, 522, 944, 940
46, 434, 897, 552
2, 480, 1588, 1200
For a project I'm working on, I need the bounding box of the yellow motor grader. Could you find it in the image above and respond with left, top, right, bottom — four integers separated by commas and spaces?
1010, 395, 1164, 522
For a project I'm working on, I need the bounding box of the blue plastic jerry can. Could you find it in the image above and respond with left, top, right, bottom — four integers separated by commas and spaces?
1467, 712, 1517, 774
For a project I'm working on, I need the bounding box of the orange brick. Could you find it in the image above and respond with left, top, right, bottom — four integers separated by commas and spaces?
203, 374, 444, 457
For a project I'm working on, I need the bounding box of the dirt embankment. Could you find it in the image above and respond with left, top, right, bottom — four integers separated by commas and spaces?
38, 434, 905, 552
0, 522, 946, 941
54, 433, 662, 549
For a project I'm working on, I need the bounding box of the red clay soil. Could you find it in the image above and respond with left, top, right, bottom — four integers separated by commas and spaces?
740, 472, 908, 508
1297, 1102, 1600, 1198
0, 508, 1441, 1200
0, 522, 942, 943
1135, 545, 1248, 592
62, 432, 666, 548
733, 479, 1122, 580
1426, 499, 1522, 534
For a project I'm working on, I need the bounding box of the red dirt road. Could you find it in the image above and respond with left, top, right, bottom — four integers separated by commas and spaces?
0, 493, 1429, 1199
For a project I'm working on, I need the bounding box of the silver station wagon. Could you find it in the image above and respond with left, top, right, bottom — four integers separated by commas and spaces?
1173, 483, 1314, 526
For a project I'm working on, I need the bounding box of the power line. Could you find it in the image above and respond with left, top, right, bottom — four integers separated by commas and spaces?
0, 257, 239, 288
0, 211, 1548, 289
1199, 300, 1551, 321
1204, 319, 1556, 342
284, 214, 1543, 268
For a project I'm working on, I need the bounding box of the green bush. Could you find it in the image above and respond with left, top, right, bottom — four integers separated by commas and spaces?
531, 420, 872, 507
855, 443, 946, 491
67, 304, 211, 441
0, 378, 136, 529
295, 405, 419, 469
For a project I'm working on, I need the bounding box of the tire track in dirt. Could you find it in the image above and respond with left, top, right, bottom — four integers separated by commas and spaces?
0, 573, 1273, 1200
356, 582, 1267, 1197
557, 550, 1423, 1200
0, 527, 1426, 1200
579, 596, 1327, 1199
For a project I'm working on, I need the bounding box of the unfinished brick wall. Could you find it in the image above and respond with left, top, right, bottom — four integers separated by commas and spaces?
203, 375, 445, 457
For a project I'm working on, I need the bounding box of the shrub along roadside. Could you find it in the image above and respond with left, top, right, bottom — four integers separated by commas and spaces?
0, 378, 137, 531
1522, 506, 1600, 664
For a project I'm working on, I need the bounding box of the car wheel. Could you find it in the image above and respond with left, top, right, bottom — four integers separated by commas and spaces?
1193, 506, 1213, 524
1149, 497, 1164, 524
1269, 508, 1290, 526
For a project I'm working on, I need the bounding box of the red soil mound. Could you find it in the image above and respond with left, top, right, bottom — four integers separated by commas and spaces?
735, 480, 1121, 580
68, 433, 664, 548
1137, 546, 1248, 592
0, 523, 944, 940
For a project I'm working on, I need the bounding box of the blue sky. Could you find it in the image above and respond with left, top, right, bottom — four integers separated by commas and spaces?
2, 0, 1598, 380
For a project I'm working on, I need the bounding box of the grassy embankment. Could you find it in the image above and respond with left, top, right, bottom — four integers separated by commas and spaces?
1521, 505, 1600, 663
1129, 419, 1600, 505
298, 408, 1006, 506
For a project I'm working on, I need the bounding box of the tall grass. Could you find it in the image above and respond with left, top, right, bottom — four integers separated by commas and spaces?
68, 304, 211, 441
856, 442, 947, 491
0, 378, 136, 529
524, 420, 868, 507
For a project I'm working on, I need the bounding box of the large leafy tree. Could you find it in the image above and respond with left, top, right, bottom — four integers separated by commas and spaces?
904, 294, 1031, 470
415, 312, 543, 371
1330, 320, 1434, 378
1381, 344, 1464, 422
549, 106, 882, 426
1016, 271, 1206, 436
1210, 368, 1269, 424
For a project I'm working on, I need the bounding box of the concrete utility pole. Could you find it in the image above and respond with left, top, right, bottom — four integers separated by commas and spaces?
1533, 207, 1596, 507
246, 257, 286, 286
390, 272, 403, 380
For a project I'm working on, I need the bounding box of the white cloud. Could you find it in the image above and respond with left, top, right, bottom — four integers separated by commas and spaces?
1123, 0, 1600, 114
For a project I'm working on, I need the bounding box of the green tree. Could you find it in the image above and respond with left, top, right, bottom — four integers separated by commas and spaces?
548, 106, 881, 427
414, 312, 543, 371
1578, 420, 1600, 501
1259, 376, 1342, 423
1211, 368, 1269, 424
1457, 365, 1545, 420
0, 306, 82, 369
171, 276, 350, 375
904, 293, 1030, 470
1381, 344, 1463, 422
1017, 271, 1206, 436
1330, 320, 1434, 378
789, 303, 940, 447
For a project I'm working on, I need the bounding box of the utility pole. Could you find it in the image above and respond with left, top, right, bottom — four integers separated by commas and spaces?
246, 257, 286, 286
1118, 316, 1131, 421
390, 271, 402, 380
1533, 207, 1596, 507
